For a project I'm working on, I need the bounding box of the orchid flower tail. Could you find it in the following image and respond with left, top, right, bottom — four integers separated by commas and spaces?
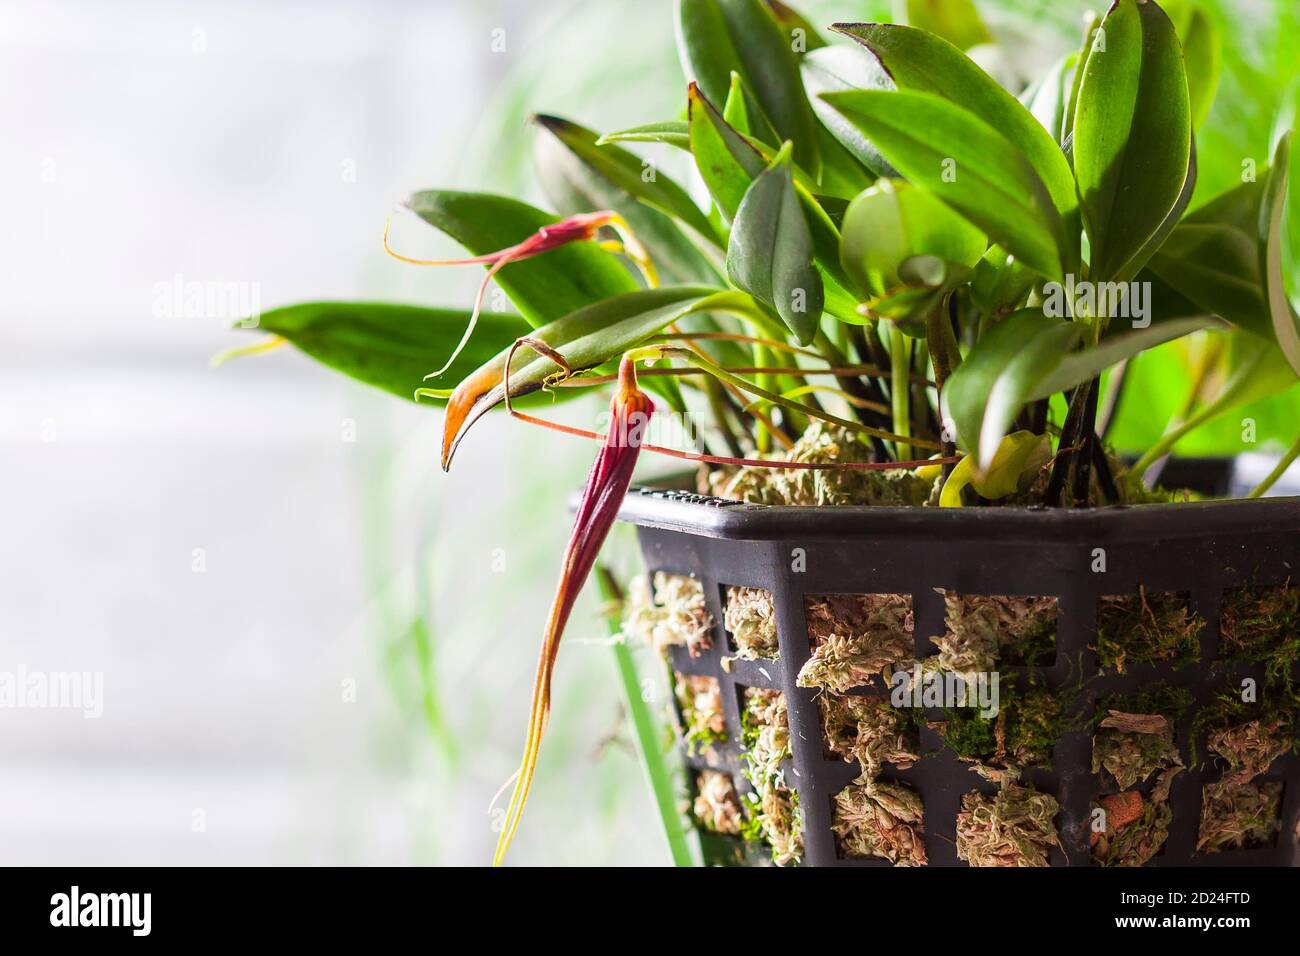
492, 355, 653, 866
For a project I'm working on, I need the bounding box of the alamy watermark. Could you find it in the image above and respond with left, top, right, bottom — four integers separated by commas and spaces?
890, 663, 1000, 717
0, 665, 103, 718
152, 273, 261, 327
1042, 273, 1151, 328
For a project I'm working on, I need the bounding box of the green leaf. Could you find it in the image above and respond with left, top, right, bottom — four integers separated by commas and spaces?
722, 71, 780, 147
941, 310, 1082, 470
533, 114, 717, 243
1161, 0, 1222, 131
822, 89, 1065, 281
675, 0, 820, 173
802, 45, 898, 179
1108, 138, 1198, 285
1262, 132, 1300, 375
765, 0, 826, 51
1145, 223, 1271, 338
441, 286, 723, 467
1027, 317, 1220, 401
839, 178, 986, 297
901, 0, 991, 52
726, 145, 824, 344
1072, 0, 1192, 282
251, 302, 531, 404
940, 431, 1050, 507
531, 116, 723, 285
831, 23, 1078, 236
1021, 53, 1078, 147
598, 121, 691, 149
404, 191, 638, 326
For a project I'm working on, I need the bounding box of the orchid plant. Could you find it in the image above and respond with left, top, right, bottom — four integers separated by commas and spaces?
230, 0, 1300, 863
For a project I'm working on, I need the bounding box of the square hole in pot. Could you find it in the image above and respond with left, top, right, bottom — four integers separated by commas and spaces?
1096, 589, 1202, 673
736, 687, 802, 866
626, 572, 713, 658
722, 585, 779, 661
1193, 689, 1296, 783
1092, 684, 1191, 791
673, 673, 727, 760
692, 769, 744, 837
832, 778, 926, 865
1217, 581, 1299, 681
796, 593, 914, 693
936, 591, 1058, 669
1197, 779, 1284, 854
1090, 788, 1175, 867
818, 693, 919, 776
935, 678, 1066, 773
956, 783, 1060, 867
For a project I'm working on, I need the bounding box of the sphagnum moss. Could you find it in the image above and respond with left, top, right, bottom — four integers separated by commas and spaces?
820, 694, 919, 778
1096, 589, 1203, 673
936, 592, 1058, 674
673, 674, 726, 758
624, 572, 714, 658
693, 770, 743, 836
832, 779, 927, 866
739, 688, 803, 865
1219, 582, 1300, 688
955, 784, 1062, 867
797, 593, 913, 692
1198, 780, 1284, 853
724, 586, 779, 661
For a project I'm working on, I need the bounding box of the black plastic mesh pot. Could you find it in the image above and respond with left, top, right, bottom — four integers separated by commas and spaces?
620, 472, 1300, 867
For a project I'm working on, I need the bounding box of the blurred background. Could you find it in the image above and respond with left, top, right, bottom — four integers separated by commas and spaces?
2, 0, 1296, 866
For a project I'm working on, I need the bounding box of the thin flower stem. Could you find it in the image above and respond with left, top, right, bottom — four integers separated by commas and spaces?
506, 406, 953, 471
1247, 433, 1300, 498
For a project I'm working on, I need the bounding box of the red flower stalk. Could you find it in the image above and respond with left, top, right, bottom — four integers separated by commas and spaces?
493, 354, 653, 866
384, 210, 653, 379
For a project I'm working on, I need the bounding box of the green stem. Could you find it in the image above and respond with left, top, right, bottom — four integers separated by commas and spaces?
890, 324, 911, 461
595, 566, 695, 868
1248, 433, 1300, 498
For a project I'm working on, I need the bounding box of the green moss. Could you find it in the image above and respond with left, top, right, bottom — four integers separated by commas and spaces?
935, 592, 1058, 675
738, 688, 802, 865
1091, 684, 1189, 790
1219, 582, 1300, 689
1096, 589, 1203, 673
936, 680, 1068, 773
1192, 687, 1299, 781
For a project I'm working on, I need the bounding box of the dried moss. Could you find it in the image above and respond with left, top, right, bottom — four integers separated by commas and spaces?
1092, 775, 1179, 867
1091, 685, 1189, 790
624, 572, 713, 658
1193, 689, 1298, 783
710, 423, 933, 507
820, 694, 919, 778
1197, 780, 1283, 853
739, 688, 802, 865
955, 783, 1062, 867
796, 593, 914, 692
934, 592, 1058, 676
673, 674, 726, 758
1219, 582, 1300, 688
693, 770, 743, 836
832, 779, 927, 865
724, 586, 779, 660
1096, 589, 1202, 673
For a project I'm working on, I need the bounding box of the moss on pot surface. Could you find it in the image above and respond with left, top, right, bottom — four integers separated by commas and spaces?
693, 770, 742, 836
936, 592, 1058, 673
1198, 780, 1284, 853
1218, 582, 1300, 688
820, 693, 920, 778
